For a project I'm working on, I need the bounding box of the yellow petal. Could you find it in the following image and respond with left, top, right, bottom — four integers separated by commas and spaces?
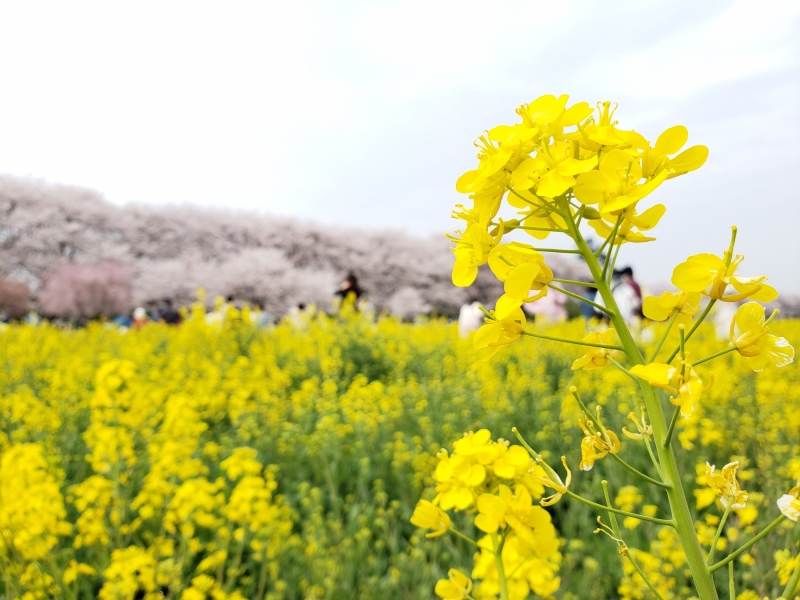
537, 168, 575, 198
668, 145, 708, 174
630, 363, 675, 390
671, 254, 723, 292
561, 101, 593, 126
642, 296, 670, 321
654, 125, 688, 155
452, 260, 478, 287
573, 170, 613, 205
505, 263, 541, 300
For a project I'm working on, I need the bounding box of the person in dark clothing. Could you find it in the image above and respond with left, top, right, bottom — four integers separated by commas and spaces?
160, 299, 181, 325
619, 267, 643, 317
335, 272, 364, 303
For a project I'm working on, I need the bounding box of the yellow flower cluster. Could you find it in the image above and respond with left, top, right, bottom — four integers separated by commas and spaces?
0, 300, 798, 598
411, 429, 561, 599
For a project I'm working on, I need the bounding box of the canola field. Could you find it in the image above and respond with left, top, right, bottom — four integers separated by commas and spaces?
0, 307, 798, 599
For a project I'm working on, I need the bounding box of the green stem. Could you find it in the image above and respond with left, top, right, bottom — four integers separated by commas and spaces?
449, 527, 480, 548
561, 196, 721, 600
649, 312, 679, 363
693, 346, 736, 367
606, 242, 622, 284
565, 490, 674, 526
552, 278, 597, 288
783, 551, 800, 599
665, 299, 717, 363
728, 562, 735, 600
607, 355, 638, 382
663, 406, 681, 449
520, 328, 624, 350
596, 215, 623, 259
493, 532, 509, 600
608, 453, 671, 489
643, 433, 665, 479
517, 225, 569, 233
601, 481, 667, 600
707, 502, 733, 565
708, 515, 786, 573
532, 247, 582, 254
548, 283, 613, 315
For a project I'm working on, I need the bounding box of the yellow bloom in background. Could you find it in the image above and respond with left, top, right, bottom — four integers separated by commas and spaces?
435, 569, 473, 600
730, 302, 794, 372
473, 307, 527, 359
643, 289, 702, 328
672, 251, 777, 303
62, 560, 96, 585
571, 329, 618, 370
705, 462, 748, 509
777, 482, 800, 522
777, 494, 800, 522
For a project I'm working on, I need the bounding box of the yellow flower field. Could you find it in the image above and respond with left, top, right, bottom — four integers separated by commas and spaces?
0, 306, 798, 599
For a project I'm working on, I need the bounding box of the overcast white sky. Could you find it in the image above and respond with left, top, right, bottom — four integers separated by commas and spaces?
0, 0, 798, 291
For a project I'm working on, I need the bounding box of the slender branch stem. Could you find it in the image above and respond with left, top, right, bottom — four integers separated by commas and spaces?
520, 329, 624, 350
728, 562, 735, 600
783, 551, 800, 599
663, 406, 681, 449
666, 299, 717, 364
565, 491, 674, 526
552, 278, 597, 288
548, 283, 612, 315
649, 312, 679, 363
517, 225, 569, 233
708, 515, 786, 573
533, 247, 582, 254
643, 433, 664, 479
449, 527, 480, 548
693, 346, 736, 367
707, 503, 733, 565
493, 532, 509, 600
608, 453, 672, 489
607, 355, 638, 383
606, 242, 623, 285
601, 481, 667, 600
596, 215, 623, 259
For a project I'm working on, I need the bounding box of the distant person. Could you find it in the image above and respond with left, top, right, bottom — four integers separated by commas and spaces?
523, 289, 567, 323
335, 272, 364, 303
610, 270, 639, 325
132, 307, 149, 330
160, 299, 181, 325
288, 302, 315, 328
580, 286, 599, 319
458, 300, 484, 338
619, 267, 643, 317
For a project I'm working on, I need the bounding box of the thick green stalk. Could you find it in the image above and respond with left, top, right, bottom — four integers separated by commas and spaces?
564, 204, 720, 600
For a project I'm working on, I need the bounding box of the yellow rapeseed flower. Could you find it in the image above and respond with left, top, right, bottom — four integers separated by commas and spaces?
410, 500, 451, 538
571, 329, 618, 371
704, 462, 748, 509
730, 302, 794, 371
672, 250, 777, 303
434, 569, 472, 600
